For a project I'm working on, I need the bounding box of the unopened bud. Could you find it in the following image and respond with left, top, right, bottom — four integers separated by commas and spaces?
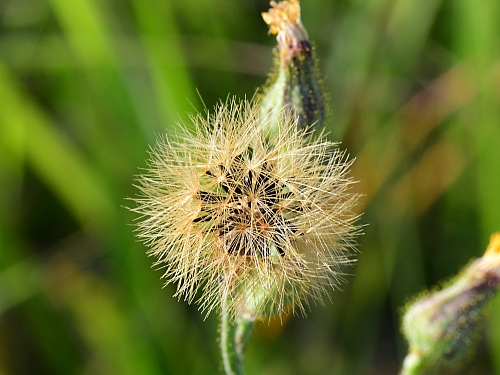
261, 0, 325, 136
401, 233, 500, 375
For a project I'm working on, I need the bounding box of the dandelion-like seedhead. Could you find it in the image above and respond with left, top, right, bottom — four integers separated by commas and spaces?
133, 98, 359, 319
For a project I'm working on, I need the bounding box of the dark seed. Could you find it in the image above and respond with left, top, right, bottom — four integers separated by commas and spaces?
198, 191, 222, 204
193, 214, 213, 223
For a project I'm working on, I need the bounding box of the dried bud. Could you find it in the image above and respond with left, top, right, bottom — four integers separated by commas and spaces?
401, 233, 500, 375
261, 0, 325, 135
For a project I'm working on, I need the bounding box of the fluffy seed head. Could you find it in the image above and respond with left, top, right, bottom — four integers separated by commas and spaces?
133, 98, 360, 319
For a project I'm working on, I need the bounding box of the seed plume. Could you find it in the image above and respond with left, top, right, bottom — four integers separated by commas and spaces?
133, 98, 360, 318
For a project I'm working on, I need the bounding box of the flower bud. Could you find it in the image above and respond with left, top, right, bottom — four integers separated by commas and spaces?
401, 233, 500, 375
261, 0, 325, 136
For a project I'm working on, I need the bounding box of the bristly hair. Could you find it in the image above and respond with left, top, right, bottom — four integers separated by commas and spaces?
132, 97, 360, 319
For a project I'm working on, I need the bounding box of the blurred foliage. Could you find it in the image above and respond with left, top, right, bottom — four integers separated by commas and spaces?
0, 0, 499, 374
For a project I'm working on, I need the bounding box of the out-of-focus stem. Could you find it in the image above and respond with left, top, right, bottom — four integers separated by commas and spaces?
399, 352, 423, 375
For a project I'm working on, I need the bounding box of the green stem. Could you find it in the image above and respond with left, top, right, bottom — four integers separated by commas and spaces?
220, 297, 255, 375
400, 352, 423, 375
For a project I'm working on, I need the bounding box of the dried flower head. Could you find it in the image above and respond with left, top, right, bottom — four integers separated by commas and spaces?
133, 98, 359, 318
262, 0, 308, 64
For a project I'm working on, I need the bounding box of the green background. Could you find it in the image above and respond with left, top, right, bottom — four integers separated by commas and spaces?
1, 0, 500, 374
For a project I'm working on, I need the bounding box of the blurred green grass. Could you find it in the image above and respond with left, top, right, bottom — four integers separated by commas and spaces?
1, 0, 499, 374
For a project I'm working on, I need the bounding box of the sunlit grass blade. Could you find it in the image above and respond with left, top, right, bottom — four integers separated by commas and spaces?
0, 62, 114, 230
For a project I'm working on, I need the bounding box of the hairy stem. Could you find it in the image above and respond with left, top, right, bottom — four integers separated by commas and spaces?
220, 297, 255, 375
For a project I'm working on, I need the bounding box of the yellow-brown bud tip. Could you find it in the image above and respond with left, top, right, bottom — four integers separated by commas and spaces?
262, 0, 308, 59
262, 0, 302, 35
476, 232, 500, 274
484, 232, 500, 256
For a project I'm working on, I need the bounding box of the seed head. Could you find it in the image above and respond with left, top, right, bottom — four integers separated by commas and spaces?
133, 98, 359, 319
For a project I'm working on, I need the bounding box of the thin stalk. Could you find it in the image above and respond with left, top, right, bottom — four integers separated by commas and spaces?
220, 297, 255, 375
399, 352, 422, 375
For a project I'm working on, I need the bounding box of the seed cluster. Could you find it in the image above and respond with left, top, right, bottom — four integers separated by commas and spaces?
133, 99, 359, 318
194, 156, 301, 259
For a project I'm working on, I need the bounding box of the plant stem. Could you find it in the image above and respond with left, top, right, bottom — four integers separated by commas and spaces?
220, 297, 255, 375
400, 352, 423, 375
